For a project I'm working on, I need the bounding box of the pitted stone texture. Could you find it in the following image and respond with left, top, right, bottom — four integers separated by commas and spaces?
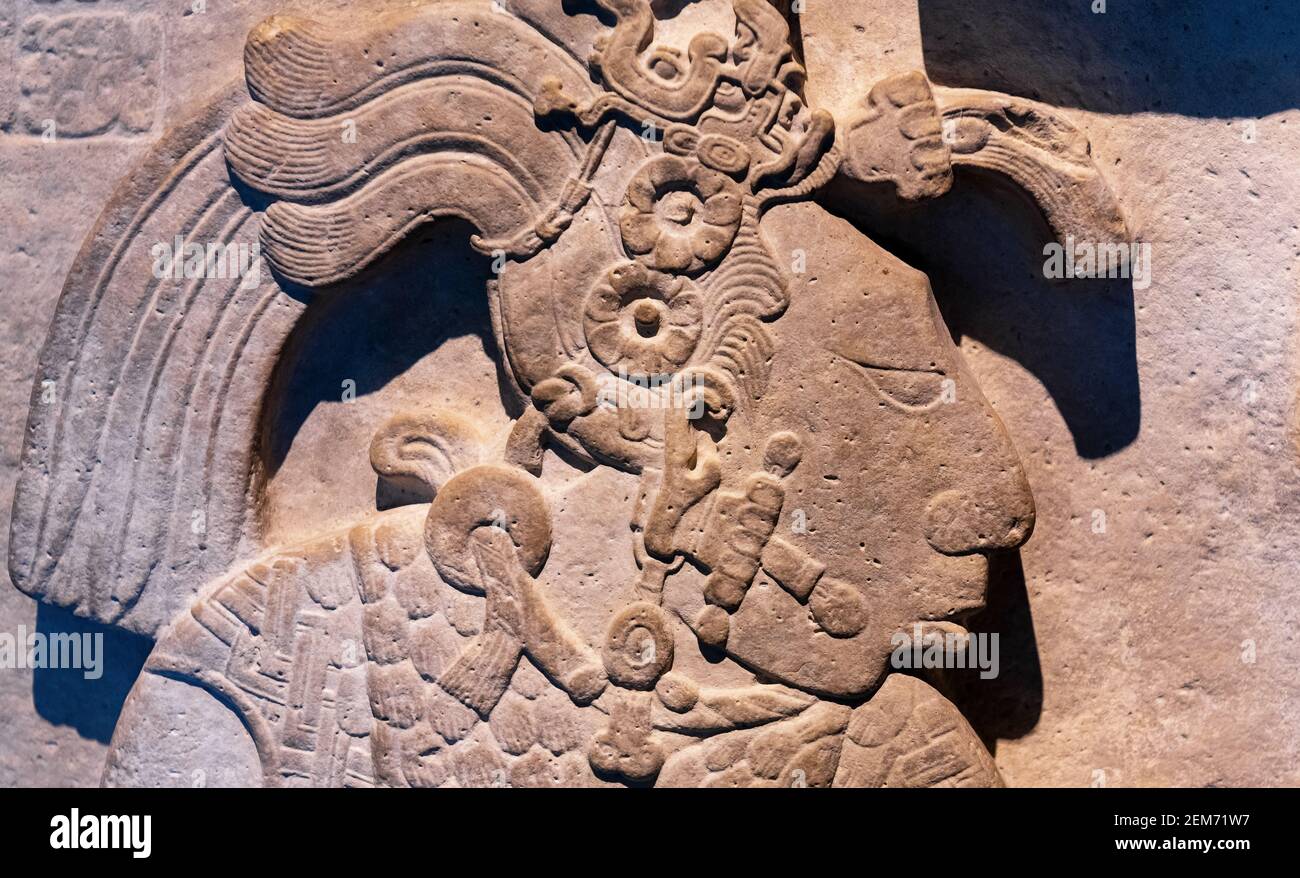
3, 0, 1298, 788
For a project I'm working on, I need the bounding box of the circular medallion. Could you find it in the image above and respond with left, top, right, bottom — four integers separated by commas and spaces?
603, 601, 675, 688
583, 261, 702, 377
619, 154, 742, 275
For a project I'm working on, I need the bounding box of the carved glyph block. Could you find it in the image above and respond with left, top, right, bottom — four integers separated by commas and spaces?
11, 12, 161, 137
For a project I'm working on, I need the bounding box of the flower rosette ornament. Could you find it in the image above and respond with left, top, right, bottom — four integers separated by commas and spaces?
619, 155, 742, 275
583, 261, 703, 378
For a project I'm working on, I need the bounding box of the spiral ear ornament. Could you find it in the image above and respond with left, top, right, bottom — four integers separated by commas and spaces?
672, 364, 738, 424
603, 601, 676, 689
423, 464, 552, 595
696, 134, 752, 178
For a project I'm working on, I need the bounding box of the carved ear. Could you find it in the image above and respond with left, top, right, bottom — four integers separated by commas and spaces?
368, 409, 485, 499
7, 79, 295, 636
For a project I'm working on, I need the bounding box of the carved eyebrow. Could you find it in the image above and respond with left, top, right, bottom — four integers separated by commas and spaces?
834, 356, 949, 412
846, 360, 945, 375
831, 346, 945, 375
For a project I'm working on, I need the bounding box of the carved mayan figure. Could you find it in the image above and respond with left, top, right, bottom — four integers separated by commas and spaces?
9, 0, 1128, 787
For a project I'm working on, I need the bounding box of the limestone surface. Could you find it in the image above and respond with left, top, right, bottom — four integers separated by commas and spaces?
1, 0, 1297, 788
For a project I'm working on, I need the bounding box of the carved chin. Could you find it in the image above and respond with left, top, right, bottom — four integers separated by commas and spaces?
916, 550, 991, 621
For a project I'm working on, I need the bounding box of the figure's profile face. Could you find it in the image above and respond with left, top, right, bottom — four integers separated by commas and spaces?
701, 204, 1035, 696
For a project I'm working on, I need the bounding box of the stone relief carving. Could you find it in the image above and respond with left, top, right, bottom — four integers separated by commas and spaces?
8, 0, 1128, 788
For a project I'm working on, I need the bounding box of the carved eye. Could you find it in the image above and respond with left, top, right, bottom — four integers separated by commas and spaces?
837, 357, 948, 411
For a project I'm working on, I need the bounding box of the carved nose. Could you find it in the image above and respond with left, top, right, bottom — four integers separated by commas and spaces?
923, 478, 1036, 555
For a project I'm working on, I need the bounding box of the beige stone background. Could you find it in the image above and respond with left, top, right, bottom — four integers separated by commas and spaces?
1, 0, 1297, 786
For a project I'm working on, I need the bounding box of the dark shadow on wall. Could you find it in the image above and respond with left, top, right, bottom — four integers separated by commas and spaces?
822, 170, 1142, 459
259, 218, 510, 480
30, 219, 506, 744
950, 552, 1044, 754
919, 0, 1300, 118
900, 553, 1042, 755
32, 603, 153, 744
